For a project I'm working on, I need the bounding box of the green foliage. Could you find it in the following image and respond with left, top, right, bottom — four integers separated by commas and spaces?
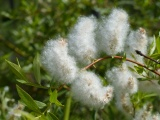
1, 0, 160, 119
33, 53, 41, 84
49, 89, 64, 107
5, 60, 28, 82
16, 85, 41, 114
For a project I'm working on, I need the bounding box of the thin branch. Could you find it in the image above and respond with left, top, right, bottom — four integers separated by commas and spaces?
83, 56, 160, 76
135, 50, 160, 64
0, 37, 28, 57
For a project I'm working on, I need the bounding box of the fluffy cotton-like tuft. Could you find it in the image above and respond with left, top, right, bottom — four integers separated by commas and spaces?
152, 114, 160, 120
125, 28, 148, 64
96, 8, 129, 55
106, 63, 138, 94
115, 92, 133, 116
68, 16, 97, 66
41, 38, 78, 84
133, 105, 160, 120
71, 71, 113, 109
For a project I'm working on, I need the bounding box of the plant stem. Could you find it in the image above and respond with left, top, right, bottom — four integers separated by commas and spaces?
83, 56, 160, 76
63, 93, 72, 120
135, 50, 160, 64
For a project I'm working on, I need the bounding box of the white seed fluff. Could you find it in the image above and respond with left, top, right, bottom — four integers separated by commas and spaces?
125, 28, 148, 63
115, 92, 133, 116
106, 63, 138, 94
96, 8, 129, 55
133, 105, 152, 120
41, 38, 78, 84
71, 71, 113, 109
68, 16, 97, 66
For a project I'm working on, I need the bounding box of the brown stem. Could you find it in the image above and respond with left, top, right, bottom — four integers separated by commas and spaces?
135, 50, 160, 64
83, 56, 160, 76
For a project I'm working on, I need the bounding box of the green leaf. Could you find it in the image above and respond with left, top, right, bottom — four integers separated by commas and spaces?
55, 100, 64, 107
142, 93, 157, 99
47, 112, 59, 120
49, 90, 58, 103
156, 36, 160, 53
33, 53, 41, 84
149, 36, 156, 55
24, 82, 48, 89
17, 79, 48, 89
16, 85, 41, 114
158, 80, 160, 85
6, 60, 28, 82
134, 66, 144, 74
122, 52, 126, 62
49, 90, 64, 107
131, 53, 136, 60
150, 53, 160, 59
16, 79, 28, 84
34, 100, 46, 109
38, 115, 48, 120
16, 58, 21, 67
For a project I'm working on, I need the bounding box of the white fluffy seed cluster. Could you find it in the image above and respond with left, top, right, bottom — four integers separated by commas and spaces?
41, 38, 113, 108
71, 71, 113, 108
68, 16, 97, 66
41, 8, 155, 114
106, 63, 138, 94
115, 92, 133, 116
133, 105, 160, 120
125, 28, 148, 64
41, 38, 78, 84
97, 9, 129, 55
106, 63, 138, 116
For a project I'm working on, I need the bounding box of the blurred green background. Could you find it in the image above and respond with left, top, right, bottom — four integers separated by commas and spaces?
0, 0, 160, 119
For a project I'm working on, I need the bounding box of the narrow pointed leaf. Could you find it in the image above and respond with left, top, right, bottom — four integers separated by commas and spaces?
142, 93, 157, 99
122, 52, 126, 61
149, 36, 156, 55
33, 53, 41, 84
16, 79, 28, 84
156, 37, 160, 53
6, 60, 28, 82
16, 85, 41, 114
47, 112, 59, 120
55, 99, 64, 107
16, 58, 21, 67
34, 100, 46, 109
16, 80, 48, 89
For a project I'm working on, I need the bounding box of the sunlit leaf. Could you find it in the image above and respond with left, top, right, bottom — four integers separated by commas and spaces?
156, 36, 160, 53
49, 90, 58, 104
134, 66, 144, 74
16, 85, 41, 114
34, 100, 46, 109
142, 93, 157, 99
49, 89, 64, 107
149, 36, 156, 55
150, 53, 160, 59
6, 60, 28, 82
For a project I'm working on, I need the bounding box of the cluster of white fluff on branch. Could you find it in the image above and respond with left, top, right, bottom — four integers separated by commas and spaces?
41, 8, 159, 119
41, 38, 114, 109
